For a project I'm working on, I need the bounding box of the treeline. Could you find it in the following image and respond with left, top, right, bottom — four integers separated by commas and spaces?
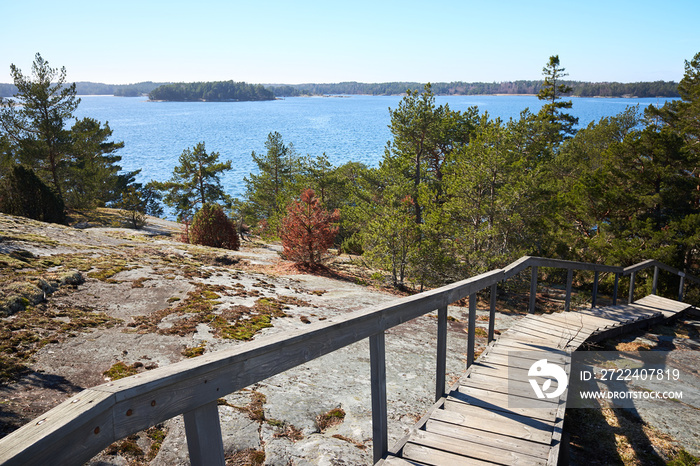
1, 80, 680, 99
148, 81, 275, 102
0, 82, 165, 97
267, 80, 680, 97
234, 53, 700, 301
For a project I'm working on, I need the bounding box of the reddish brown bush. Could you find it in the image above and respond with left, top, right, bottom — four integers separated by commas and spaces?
281, 189, 339, 265
186, 204, 239, 250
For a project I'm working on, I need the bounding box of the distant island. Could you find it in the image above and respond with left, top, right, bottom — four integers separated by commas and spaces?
0, 80, 680, 99
148, 81, 275, 102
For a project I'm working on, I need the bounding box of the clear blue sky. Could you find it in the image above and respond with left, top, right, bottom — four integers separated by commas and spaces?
2, 0, 698, 85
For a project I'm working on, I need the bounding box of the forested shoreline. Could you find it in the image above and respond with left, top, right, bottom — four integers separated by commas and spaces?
0, 79, 680, 99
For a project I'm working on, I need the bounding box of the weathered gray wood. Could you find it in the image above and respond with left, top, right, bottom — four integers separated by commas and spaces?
402, 442, 496, 466
592, 271, 599, 307
409, 429, 548, 465
488, 283, 497, 342
679, 274, 686, 301
370, 331, 388, 464
529, 257, 622, 274
446, 392, 558, 422
436, 306, 447, 401
183, 401, 225, 466
652, 265, 659, 295
565, 268, 573, 311
431, 405, 554, 444
467, 293, 477, 368
530, 265, 538, 314
425, 418, 551, 458
503, 255, 532, 279
0, 389, 115, 466
623, 259, 656, 275
377, 456, 423, 466
628, 271, 636, 304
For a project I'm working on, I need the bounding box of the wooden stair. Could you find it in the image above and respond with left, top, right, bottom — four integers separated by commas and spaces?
380, 295, 693, 466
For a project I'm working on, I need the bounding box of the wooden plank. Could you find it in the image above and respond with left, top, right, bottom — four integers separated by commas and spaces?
533, 312, 618, 329
446, 391, 558, 422
565, 269, 573, 311
402, 442, 500, 466
489, 283, 497, 343
459, 376, 560, 402
425, 418, 551, 459
476, 352, 568, 370
0, 389, 116, 466
408, 430, 547, 465
514, 318, 595, 340
371, 331, 388, 464
577, 306, 657, 321
456, 385, 560, 408
430, 407, 554, 444
467, 294, 477, 368
485, 346, 569, 363
436, 306, 447, 401
492, 338, 572, 355
183, 401, 225, 466
503, 256, 533, 279
529, 257, 622, 274
530, 265, 538, 314
592, 270, 600, 307
380, 456, 426, 466
502, 328, 588, 349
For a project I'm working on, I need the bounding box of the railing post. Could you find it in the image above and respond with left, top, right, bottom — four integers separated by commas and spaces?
436, 306, 447, 401
370, 331, 388, 463
613, 273, 620, 305
565, 268, 573, 312
628, 271, 636, 304
529, 266, 538, 314
467, 293, 477, 368
652, 266, 659, 295
592, 271, 599, 308
488, 283, 497, 343
183, 401, 225, 466
679, 273, 686, 302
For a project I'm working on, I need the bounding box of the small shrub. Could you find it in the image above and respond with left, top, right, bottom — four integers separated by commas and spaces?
280, 189, 339, 265
0, 165, 65, 224
340, 233, 364, 255
186, 204, 239, 250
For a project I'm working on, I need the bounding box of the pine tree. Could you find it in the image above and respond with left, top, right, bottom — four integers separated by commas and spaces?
537, 55, 578, 141
241, 132, 300, 233
152, 142, 232, 221
0, 54, 80, 199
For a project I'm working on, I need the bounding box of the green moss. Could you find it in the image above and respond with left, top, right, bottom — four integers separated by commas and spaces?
146, 425, 167, 461
1, 232, 58, 246
103, 361, 140, 381
182, 344, 206, 358
316, 408, 346, 432
668, 449, 700, 466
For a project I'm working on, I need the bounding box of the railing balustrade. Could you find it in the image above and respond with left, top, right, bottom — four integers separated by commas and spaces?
0, 257, 697, 465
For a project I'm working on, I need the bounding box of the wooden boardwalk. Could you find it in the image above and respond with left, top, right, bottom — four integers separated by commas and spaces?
380, 295, 693, 466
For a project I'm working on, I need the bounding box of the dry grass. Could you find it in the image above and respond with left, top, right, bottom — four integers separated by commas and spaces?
316, 407, 346, 432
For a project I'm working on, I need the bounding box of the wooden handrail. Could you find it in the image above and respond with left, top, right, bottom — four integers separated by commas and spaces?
0, 257, 696, 465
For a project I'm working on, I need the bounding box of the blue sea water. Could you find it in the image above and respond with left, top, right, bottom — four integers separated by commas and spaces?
73, 95, 675, 200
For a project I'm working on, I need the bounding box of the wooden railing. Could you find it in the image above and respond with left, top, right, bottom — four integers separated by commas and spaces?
0, 257, 697, 465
